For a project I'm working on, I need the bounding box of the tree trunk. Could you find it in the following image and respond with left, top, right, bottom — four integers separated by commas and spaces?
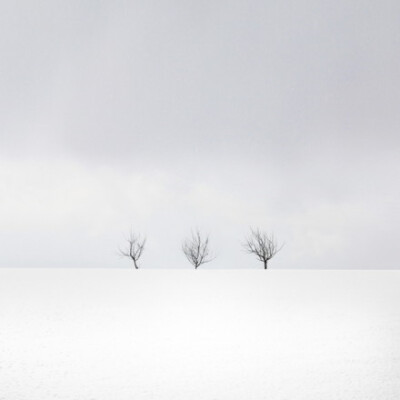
264, 260, 268, 269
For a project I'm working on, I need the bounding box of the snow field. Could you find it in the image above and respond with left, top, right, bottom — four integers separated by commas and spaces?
1, 269, 399, 399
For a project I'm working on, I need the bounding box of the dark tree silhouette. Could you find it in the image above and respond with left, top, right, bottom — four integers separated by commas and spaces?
244, 228, 283, 269
119, 231, 146, 269
182, 229, 215, 269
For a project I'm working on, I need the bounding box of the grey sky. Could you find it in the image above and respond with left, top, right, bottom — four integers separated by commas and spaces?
0, 0, 399, 268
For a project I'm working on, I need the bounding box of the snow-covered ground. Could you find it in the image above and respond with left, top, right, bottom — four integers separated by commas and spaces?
0, 269, 399, 400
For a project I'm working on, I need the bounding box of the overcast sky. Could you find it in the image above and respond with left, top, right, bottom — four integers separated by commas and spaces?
0, 0, 399, 268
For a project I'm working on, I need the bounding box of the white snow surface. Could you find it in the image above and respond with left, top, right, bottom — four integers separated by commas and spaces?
0, 269, 399, 400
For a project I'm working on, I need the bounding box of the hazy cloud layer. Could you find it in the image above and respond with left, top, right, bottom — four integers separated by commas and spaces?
0, 0, 399, 268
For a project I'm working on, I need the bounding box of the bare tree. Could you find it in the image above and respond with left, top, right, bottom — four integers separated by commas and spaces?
182, 229, 215, 269
119, 231, 146, 269
243, 228, 283, 269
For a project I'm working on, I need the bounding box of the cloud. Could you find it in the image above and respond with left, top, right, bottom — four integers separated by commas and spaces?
0, 0, 399, 268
